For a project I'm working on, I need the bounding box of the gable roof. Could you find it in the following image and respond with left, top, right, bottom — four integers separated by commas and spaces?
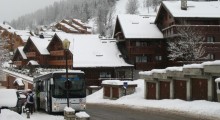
29, 37, 51, 55
161, 1, 220, 18
12, 46, 27, 60
0, 22, 15, 31
55, 33, 133, 68
17, 46, 27, 59
116, 14, 163, 39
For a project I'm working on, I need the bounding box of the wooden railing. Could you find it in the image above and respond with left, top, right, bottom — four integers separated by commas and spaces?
129, 46, 165, 54
26, 52, 36, 58
135, 61, 178, 71
162, 25, 220, 38
13, 61, 22, 66
48, 60, 73, 66
50, 50, 65, 56
203, 42, 220, 53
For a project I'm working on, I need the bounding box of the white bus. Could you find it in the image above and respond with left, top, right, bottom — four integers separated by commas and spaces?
33, 70, 86, 113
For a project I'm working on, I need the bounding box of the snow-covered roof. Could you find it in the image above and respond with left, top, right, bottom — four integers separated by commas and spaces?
17, 46, 27, 59
183, 63, 203, 69
162, 1, 220, 18
14, 30, 31, 36
117, 14, 163, 39
27, 60, 39, 66
55, 33, 133, 68
29, 36, 51, 55
102, 80, 137, 85
59, 23, 78, 32
14, 78, 24, 86
0, 22, 15, 31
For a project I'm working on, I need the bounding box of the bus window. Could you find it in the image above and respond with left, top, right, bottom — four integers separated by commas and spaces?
218, 82, 220, 90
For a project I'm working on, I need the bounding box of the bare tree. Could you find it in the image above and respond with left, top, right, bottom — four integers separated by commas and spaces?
126, 0, 139, 14
167, 25, 207, 61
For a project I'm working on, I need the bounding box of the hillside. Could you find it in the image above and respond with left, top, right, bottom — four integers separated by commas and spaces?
10, 0, 160, 37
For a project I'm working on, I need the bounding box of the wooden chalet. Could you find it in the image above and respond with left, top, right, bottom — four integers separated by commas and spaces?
12, 46, 27, 69
12, 30, 34, 50
113, 14, 168, 75
54, 19, 91, 34
22, 36, 51, 68
155, 0, 220, 61
47, 33, 133, 86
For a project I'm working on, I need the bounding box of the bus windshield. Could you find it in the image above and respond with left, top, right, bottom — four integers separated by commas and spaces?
52, 73, 86, 98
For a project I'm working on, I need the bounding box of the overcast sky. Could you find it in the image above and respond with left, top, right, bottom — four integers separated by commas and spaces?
0, 0, 62, 23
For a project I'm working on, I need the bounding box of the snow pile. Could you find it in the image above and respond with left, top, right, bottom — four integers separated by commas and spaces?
0, 89, 18, 108
0, 109, 25, 120
87, 79, 220, 119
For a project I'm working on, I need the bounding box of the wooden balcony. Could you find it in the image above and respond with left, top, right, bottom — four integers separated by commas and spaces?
48, 60, 73, 66
203, 42, 220, 53
129, 46, 166, 54
13, 61, 22, 66
135, 62, 166, 71
50, 50, 65, 56
162, 25, 220, 38
26, 52, 36, 58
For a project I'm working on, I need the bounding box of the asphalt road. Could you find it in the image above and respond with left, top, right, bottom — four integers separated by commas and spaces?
85, 104, 214, 120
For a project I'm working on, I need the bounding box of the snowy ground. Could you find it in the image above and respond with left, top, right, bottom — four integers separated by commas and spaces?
86, 79, 220, 120
0, 109, 63, 120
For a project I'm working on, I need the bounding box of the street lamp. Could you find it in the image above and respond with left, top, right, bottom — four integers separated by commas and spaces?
62, 39, 71, 107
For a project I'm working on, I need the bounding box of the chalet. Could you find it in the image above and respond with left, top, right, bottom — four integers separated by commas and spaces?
113, 14, 167, 78
155, 0, 220, 60
141, 0, 220, 102
22, 36, 51, 68
12, 30, 34, 50
47, 33, 133, 86
54, 19, 91, 34
12, 46, 27, 69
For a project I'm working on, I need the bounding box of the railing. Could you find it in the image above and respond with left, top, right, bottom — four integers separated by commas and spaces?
48, 60, 73, 65
129, 46, 165, 54
13, 61, 22, 66
162, 25, 220, 38
26, 52, 36, 58
50, 50, 65, 56
203, 42, 220, 52
135, 62, 168, 71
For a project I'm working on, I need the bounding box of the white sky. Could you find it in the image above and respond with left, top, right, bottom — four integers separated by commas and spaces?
0, 0, 63, 22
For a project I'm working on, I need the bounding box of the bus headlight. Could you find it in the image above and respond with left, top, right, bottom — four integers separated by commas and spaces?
53, 103, 60, 111
80, 102, 86, 109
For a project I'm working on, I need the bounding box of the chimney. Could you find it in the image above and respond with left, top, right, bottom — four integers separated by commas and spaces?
181, 0, 187, 10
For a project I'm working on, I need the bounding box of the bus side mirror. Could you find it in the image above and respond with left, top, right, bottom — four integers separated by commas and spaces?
50, 78, 54, 85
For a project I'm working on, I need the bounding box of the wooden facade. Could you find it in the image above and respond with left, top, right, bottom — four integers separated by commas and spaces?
47, 34, 73, 69
114, 17, 169, 71
12, 47, 27, 69
155, 1, 220, 61
23, 38, 49, 67
54, 19, 91, 34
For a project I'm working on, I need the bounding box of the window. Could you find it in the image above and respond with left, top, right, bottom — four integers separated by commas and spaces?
207, 36, 214, 42
155, 56, 162, 61
218, 82, 220, 90
136, 41, 147, 47
100, 72, 111, 78
207, 54, 214, 60
136, 56, 147, 63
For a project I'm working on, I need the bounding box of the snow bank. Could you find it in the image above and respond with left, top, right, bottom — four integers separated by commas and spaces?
0, 109, 25, 120
0, 89, 18, 107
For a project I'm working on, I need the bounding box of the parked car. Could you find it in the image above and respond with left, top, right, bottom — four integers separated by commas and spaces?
0, 89, 26, 114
